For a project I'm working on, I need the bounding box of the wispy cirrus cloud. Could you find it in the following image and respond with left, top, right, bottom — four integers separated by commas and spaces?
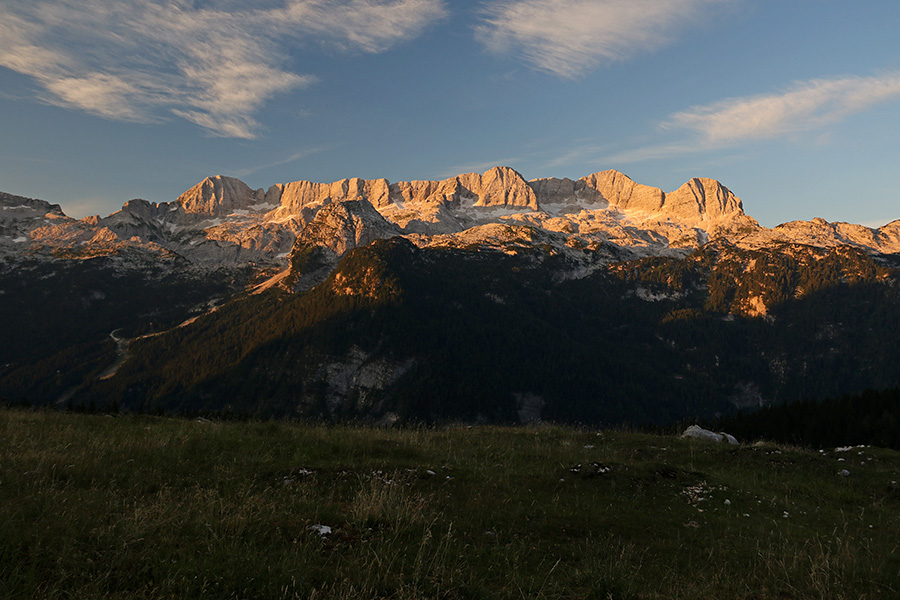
568, 143, 693, 167
0, 0, 446, 138
475, 0, 731, 78
586, 72, 900, 168
663, 73, 900, 144
232, 146, 334, 178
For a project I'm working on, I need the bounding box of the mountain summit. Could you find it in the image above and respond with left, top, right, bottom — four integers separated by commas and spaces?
3, 167, 900, 425
9, 166, 897, 271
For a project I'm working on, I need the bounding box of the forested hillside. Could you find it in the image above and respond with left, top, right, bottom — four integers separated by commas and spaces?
714, 387, 900, 450
0, 256, 254, 405
41, 238, 900, 425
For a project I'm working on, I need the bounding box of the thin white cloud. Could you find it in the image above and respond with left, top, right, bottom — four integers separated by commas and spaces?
582, 72, 900, 168
539, 139, 696, 172
664, 73, 900, 144
475, 0, 730, 78
232, 147, 333, 178
44, 73, 147, 122
0, 0, 446, 138
275, 0, 449, 53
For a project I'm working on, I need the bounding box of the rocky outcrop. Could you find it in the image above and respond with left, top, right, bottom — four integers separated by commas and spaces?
389, 166, 539, 210
581, 170, 665, 213
1, 192, 69, 245
456, 166, 539, 210
199, 221, 296, 261
681, 425, 738, 445
530, 171, 747, 224
5, 166, 899, 273
295, 199, 402, 258
662, 178, 743, 221
177, 175, 266, 217
770, 218, 879, 249
389, 178, 465, 206
268, 177, 392, 215
0, 191, 66, 220
29, 219, 102, 247
733, 217, 900, 255
379, 201, 465, 235
877, 220, 900, 249
531, 171, 744, 223
118, 198, 174, 221
99, 199, 174, 242
305, 346, 416, 417
527, 176, 586, 206
529, 170, 666, 213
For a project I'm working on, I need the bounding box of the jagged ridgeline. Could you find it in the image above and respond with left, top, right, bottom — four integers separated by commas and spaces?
2, 168, 900, 424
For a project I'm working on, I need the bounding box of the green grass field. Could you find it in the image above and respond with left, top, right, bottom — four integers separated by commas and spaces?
1, 409, 898, 599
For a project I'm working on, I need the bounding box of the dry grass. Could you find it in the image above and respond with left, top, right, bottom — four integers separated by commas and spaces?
1, 409, 899, 599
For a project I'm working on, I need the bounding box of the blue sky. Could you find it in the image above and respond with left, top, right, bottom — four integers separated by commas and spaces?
1, 0, 898, 227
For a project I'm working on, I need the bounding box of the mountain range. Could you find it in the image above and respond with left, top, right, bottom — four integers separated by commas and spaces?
6, 167, 900, 268
3, 167, 899, 424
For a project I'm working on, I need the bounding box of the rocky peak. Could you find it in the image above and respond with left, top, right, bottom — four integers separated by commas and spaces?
876, 220, 900, 247
662, 178, 744, 221
177, 175, 265, 217
581, 170, 665, 213
295, 199, 402, 258
10, 165, 900, 271
456, 166, 539, 210
388, 178, 463, 207
388, 167, 538, 211
270, 177, 392, 214
527, 176, 582, 205
530, 170, 666, 212
116, 199, 175, 222
528, 171, 742, 221
0, 191, 66, 220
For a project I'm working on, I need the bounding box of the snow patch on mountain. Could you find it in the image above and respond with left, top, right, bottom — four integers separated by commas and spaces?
4, 167, 900, 280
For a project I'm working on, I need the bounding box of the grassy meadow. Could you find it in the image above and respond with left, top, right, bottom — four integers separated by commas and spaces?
1, 408, 899, 599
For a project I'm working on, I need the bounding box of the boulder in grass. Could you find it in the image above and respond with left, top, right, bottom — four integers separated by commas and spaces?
681, 425, 738, 445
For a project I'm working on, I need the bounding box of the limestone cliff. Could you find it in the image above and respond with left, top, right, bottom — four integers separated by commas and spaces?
269, 177, 392, 214
580, 170, 666, 213
294, 199, 402, 258
388, 166, 538, 210
177, 175, 265, 217
5, 166, 900, 272
662, 178, 743, 221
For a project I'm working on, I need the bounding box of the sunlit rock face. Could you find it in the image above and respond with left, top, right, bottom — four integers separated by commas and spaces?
662, 178, 742, 220
268, 177, 392, 214
5, 166, 900, 273
0, 191, 66, 222
177, 175, 266, 218
6, 168, 900, 425
295, 199, 402, 258
387, 166, 537, 210
737, 217, 900, 254
579, 170, 664, 213
0, 192, 65, 247
455, 166, 539, 210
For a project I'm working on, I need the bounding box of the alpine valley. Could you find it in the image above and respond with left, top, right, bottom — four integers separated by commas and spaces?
3, 166, 900, 425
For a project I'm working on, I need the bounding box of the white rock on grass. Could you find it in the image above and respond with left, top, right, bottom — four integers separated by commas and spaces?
680, 425, 738, 445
